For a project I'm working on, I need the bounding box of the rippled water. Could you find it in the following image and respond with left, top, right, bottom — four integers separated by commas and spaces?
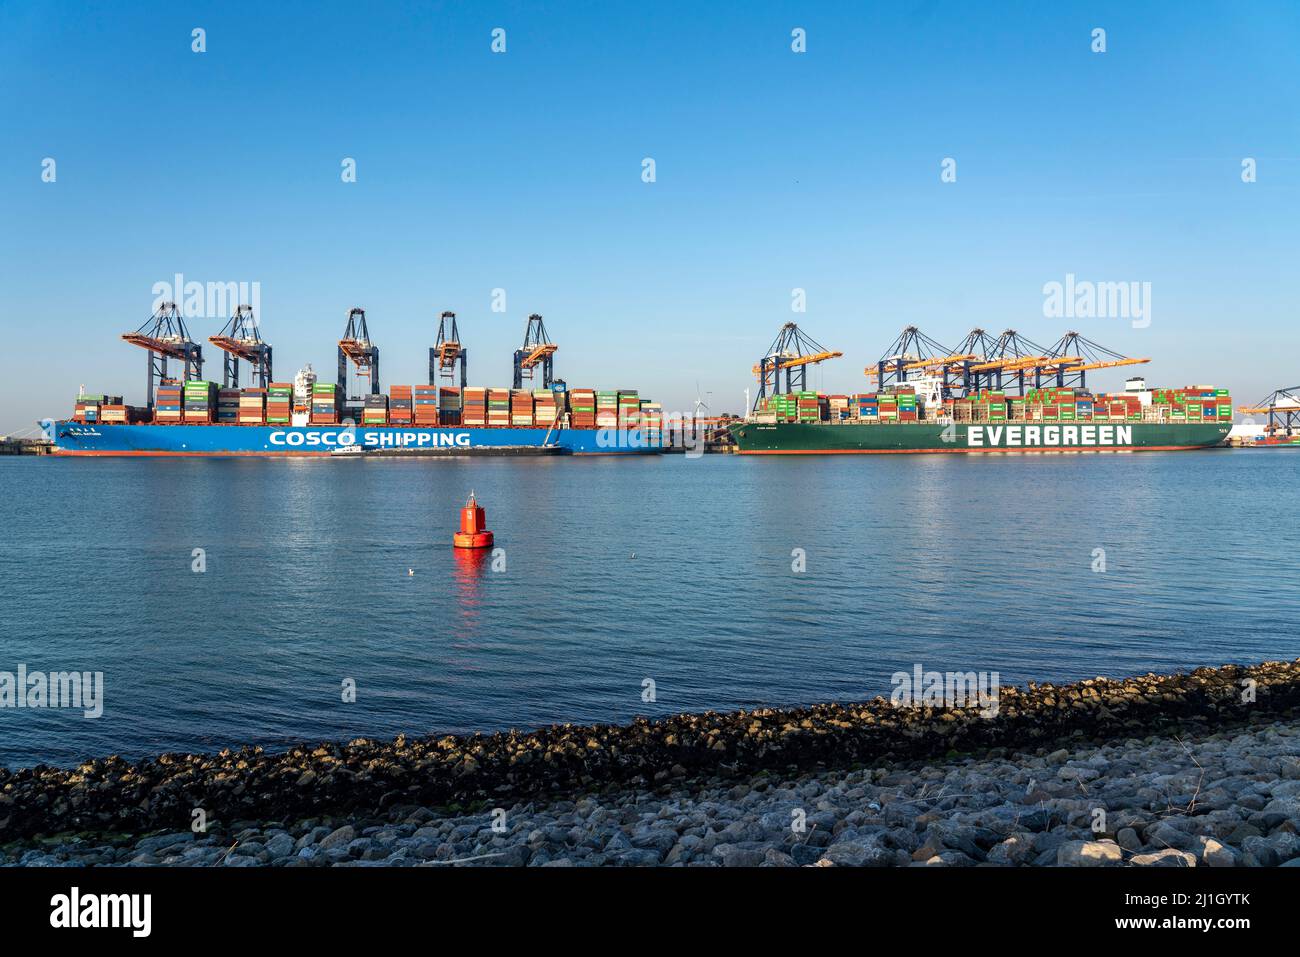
2, 449, 1298, 768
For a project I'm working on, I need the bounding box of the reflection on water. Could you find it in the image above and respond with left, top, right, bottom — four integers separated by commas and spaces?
451, 546, 491, 636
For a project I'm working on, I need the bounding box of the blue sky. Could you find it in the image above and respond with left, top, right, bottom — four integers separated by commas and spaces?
1, 0, 1297, 431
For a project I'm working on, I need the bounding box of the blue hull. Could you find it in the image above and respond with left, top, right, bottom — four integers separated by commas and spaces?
51, 423, 662, 456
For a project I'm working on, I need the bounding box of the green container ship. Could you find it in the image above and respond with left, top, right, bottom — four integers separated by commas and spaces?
728, 420, 1230, 454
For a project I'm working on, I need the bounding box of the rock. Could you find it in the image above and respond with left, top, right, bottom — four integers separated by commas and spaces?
763, 848, 796, 867
1195, 837, 1239, 867
1116, 828, 1142, 852
1057, 840, 1123, 867
265, 833, 295, 860
135, 833, 194, 855
1144, 820, 1195, 850
986, 834, 1035, 866
1130, 848, 1197, 867
630, 830, 677, 857
318, 825, 356, 850
790, 842, 823, 866
713, 843, 766, 867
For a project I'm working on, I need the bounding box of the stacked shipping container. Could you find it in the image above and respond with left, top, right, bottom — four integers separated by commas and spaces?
438, 387, 461, 425
266, 383, 292, 424
413, 385, 439, 426
310, 383, 340, 425
389, 385, 413, 425
238, 389, 266, 425
462, 387, 487, 426
569, 388, 596, 429
184, 381, 216, 423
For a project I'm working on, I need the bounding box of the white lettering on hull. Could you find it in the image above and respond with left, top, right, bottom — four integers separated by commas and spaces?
967, 425, 1133, 448
269, 431, 472, 447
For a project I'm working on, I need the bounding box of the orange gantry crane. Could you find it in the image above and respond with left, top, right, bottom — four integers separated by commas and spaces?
121, 302, 204, 409
754, 322, 842, 404
867, 326, 1151, 397
1238, 387, 1300, 437
338, 307, 379, 397
430, 311, 467, 387
207, 305, 271, 388
513, 314, 558, 389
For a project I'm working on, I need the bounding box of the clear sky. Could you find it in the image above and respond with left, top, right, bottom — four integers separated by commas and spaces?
1, 0, 1297, 432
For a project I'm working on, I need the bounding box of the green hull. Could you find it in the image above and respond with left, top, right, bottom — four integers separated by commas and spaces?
728, 420, 1230, 454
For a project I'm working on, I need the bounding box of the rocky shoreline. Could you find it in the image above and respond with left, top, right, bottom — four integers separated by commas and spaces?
4, 661, 1300, 866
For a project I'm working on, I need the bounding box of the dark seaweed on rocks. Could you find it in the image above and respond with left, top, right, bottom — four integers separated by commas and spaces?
3, 661, 1298, 842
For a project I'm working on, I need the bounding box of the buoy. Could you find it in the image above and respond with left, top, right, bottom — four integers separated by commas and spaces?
452, 491, 495, 549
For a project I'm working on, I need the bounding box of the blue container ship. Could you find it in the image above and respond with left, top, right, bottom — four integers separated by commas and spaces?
50, 423, 662, 456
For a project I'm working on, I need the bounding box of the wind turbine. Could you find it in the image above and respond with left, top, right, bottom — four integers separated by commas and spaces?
693, 382, 712, 421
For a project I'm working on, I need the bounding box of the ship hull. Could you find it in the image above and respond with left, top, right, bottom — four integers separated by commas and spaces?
728, 421, 1230, 454
50, 423, 662, 456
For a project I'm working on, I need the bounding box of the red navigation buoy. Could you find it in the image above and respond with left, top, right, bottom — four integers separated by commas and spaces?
452, 491, 495, 549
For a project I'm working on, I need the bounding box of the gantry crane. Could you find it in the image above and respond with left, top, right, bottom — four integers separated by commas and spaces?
963, 329, 1059, 395
865, 326, 1150, 398
513, 314, 557, 389
754, 322, 842, 406
121, 302, 204, 409
1036, 331, 1149, 391
429, 311, 467, 387
208, 305, 272, 389
338, 307, 380, 396
864, 326, 956, 394
1238, 386, 1300, 437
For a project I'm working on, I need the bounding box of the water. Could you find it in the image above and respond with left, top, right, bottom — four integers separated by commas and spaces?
2, 450, 1298, 768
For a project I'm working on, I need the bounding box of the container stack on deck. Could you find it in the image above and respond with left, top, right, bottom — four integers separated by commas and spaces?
266, 383, 292, 424
593, 391, 616, 429
65, 380, 665, 439
184, 381, 215, 423
217, 389, 240, 423
487, 388, 509, 428
363, 394, 388, 426
641, 401, 663, 444
238, 389, 265, 425
389, 385, 413, 425
569, 389, 596, 429
756, 383, 1232, 426
438, 387, 460, 425
310, 383, 339, 425
617, 390, 639, 430
412, 385, 438, 426
154, 383, 182, 423
72, 393, 119, 424
462, 387, 487, 427
511, 390, 534, 427
534, 389, 558, 427
98, 402, 147, 424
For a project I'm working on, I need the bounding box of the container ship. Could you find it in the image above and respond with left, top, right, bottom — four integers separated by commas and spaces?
52, 306, 663, 456
728, 324, 1232, 455
56, 384, 664, 456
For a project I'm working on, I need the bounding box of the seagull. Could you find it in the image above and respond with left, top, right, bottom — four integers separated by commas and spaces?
630, 552, 636, 559
407, 568, 414, 576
